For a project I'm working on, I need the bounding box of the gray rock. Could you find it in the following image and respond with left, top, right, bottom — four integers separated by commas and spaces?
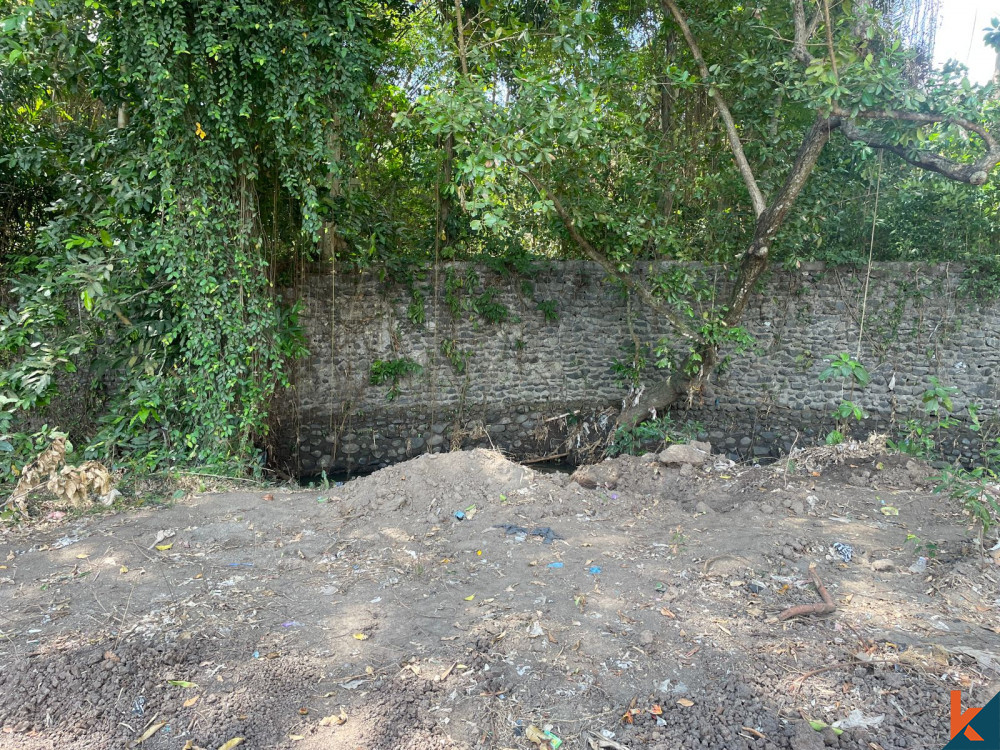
872, 559, 895, 572
789, 722, 825, 750
695, 501, 714, 514
790, 500, 805, 514
658, 441, 711, 466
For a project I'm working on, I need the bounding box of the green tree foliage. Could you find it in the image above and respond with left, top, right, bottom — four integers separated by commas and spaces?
390, 0, 999, 423
1, 0, 998, 476
0, 0, 391, 470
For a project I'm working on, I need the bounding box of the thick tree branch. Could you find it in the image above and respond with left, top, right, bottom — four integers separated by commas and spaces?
611, 2, 1000, 433
831, 106, 997, 149
726, 115, 839, 315
792, 0, 824, 65
840, 120, 1000, 185
821, 0, 838, 82
663, 0, 768, 218
520, 170, 698, 341
453, 0, 469, 77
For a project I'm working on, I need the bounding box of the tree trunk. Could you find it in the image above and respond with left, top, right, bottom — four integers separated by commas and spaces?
993, 47, 1000, 97
616, 116, 838, 429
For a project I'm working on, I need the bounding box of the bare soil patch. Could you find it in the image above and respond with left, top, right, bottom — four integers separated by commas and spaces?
1, 448, 998, 749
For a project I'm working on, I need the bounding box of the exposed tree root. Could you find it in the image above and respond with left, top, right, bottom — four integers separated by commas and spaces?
778, 564, 836, 621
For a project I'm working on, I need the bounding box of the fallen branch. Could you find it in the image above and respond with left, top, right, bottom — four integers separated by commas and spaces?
741, 726, 767, 740
522, 452, 570, 464
778, 564, 836, 620
787, 661, 852, 693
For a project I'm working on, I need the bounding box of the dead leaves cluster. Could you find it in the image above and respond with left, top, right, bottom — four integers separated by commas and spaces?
7, 436, 114, 515
783, 433, 888, 474
46, 460, 112, 507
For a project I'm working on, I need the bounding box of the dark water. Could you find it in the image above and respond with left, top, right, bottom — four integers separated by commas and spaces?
523, 459, 575, 475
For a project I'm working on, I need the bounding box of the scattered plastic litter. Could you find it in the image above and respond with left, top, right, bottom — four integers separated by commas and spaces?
493, 523, 563, 544
658, 678, 689, 695
252, 650, 260, 659
147, 529, 175, 550
51, 536, 80, 550
588, 566, 602, 575
747, 580, 767, 594
453, 510, 466, 521
281, 621, 303, 627
228, 562, 254, 568
832, 709, 885, 730
131, 695, 146, 717
316, 496, 328, 503
832, 542, 853, 562
909, 556, 928, 574
585, 729, 632, 749
496, 523, 527, 534
532, 527, 562, 543
547, 562, 564, 569
525, 725, 561, 748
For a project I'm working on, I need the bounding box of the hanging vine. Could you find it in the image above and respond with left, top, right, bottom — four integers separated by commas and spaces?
0, 0, 390, 470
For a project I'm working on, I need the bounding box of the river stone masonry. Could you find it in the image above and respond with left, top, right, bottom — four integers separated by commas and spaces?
272, 261, 1000, 474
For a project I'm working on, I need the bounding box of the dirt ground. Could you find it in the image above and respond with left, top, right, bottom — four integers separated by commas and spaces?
1, 447, 999, 750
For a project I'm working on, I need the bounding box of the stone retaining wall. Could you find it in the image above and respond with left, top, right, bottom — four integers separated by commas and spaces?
271, 262, 1000, 474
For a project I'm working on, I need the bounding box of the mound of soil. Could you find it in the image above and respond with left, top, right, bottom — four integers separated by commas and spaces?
0, 448, 997, 749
